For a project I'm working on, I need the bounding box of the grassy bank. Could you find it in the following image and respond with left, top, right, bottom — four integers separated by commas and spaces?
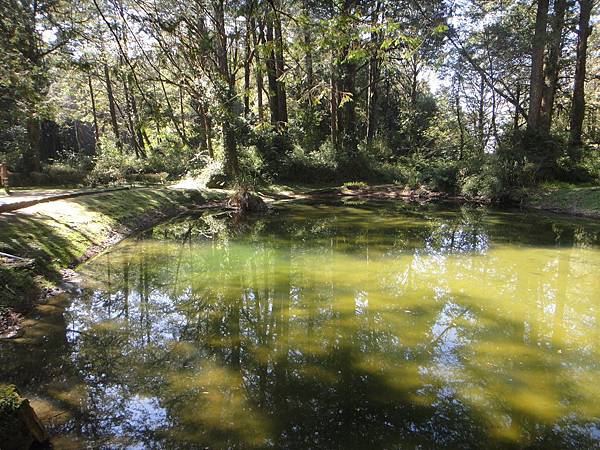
526, 184, 600, 219
0, 187, 219, 334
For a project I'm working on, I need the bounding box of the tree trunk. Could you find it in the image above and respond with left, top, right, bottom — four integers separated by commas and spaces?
213, 0, 240, 179
203, 104, 214, 159
244, 9, 252, 118
569, 0, 593, 151
477, 72, 486, 154
252, 18, 265, 122
514, 83, 521, 130
330, 72, 339, 148
24, 116, 41, 174
527, 0, 550, 133
88, 74, 100, 152
130, 80, 147, 158
265, 17, 280, 127
123, 76, 141, 157
302, 0, 314, 95
366, 1, 381, 147
104, 63, 122, 150
273, 5, 288, 125
540, 0, 568, 134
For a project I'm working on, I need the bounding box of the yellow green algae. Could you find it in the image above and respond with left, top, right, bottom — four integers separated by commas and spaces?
0, 188, 214, 313
1, 200, 599, 448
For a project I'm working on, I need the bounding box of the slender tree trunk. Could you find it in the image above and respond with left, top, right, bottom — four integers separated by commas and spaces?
123, 76, 140, 157
203, 104, 214, 159
340, 54, 357, 153
24, 116, 42, 173
330, 72, 339, 148
88, 74, 100, 152
478, 73, 486, 154
514, 83, 521, 130
569, 0, 593, 151
104, 63, 122, 150
244, 7, 253, 117
158, 74, 188, 146
366, 1, 381, 147
454, 76, 465, 160
252, 18, 265, 122
302, 0, 314, 95
130, 81, 147, 158
540, 0, 568, 134
265, 17, 280, 127
179, 84, 187, 142
273, 6, 288, 125
213, 0, 239, 178
527, 0, 550, 133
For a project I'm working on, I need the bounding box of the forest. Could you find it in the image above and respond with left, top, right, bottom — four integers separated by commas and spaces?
0, 0, 598, 199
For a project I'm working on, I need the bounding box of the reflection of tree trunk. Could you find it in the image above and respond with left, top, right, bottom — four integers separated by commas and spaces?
273, 241, 290, 439
123, 258, 130, 326
552, 251, 569, 350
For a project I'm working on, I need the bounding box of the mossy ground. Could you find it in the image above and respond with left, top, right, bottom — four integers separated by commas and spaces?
527, 184, 600, 218
0, 187, 220, 314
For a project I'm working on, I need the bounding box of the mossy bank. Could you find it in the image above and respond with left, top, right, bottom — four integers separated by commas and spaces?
0, 187, 219, 336
526, 186, 600, 219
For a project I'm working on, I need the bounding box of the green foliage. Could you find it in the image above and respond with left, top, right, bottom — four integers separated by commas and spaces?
86, 141, 145, 185
37, 162, 86, 185
0, 384, 22, 415
580, 150, 600, 182
460, 161, 504, 200
343, 181, 368, 190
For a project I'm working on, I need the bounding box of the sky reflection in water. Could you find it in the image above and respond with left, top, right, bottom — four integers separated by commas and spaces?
3, 200, 600, 449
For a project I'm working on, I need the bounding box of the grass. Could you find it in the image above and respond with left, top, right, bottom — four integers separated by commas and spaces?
0, 187, 219, 314
527, 185, 600, 218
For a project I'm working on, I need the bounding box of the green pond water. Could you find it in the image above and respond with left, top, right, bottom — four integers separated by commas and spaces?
2, 200, 600, 449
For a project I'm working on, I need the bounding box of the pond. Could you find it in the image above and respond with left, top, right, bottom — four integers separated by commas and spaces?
2, 200, 600, 449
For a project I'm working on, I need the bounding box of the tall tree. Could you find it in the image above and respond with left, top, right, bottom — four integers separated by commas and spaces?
569, 0, 594, 151
528, 0, 550, 133
540, 0, 568, 134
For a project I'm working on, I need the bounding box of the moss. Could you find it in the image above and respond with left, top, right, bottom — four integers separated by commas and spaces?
0, 187, 221, 313
528, 186, 600, 218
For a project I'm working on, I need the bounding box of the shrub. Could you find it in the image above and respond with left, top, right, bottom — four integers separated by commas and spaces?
460, 168, 503, 200
85, 140, 147, 185
41, 162, 86, 185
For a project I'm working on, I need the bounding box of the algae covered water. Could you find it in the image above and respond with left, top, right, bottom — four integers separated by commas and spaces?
2, 200, 600, 448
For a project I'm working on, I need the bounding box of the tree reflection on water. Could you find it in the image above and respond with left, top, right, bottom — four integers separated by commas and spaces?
3, 201, 600, 449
